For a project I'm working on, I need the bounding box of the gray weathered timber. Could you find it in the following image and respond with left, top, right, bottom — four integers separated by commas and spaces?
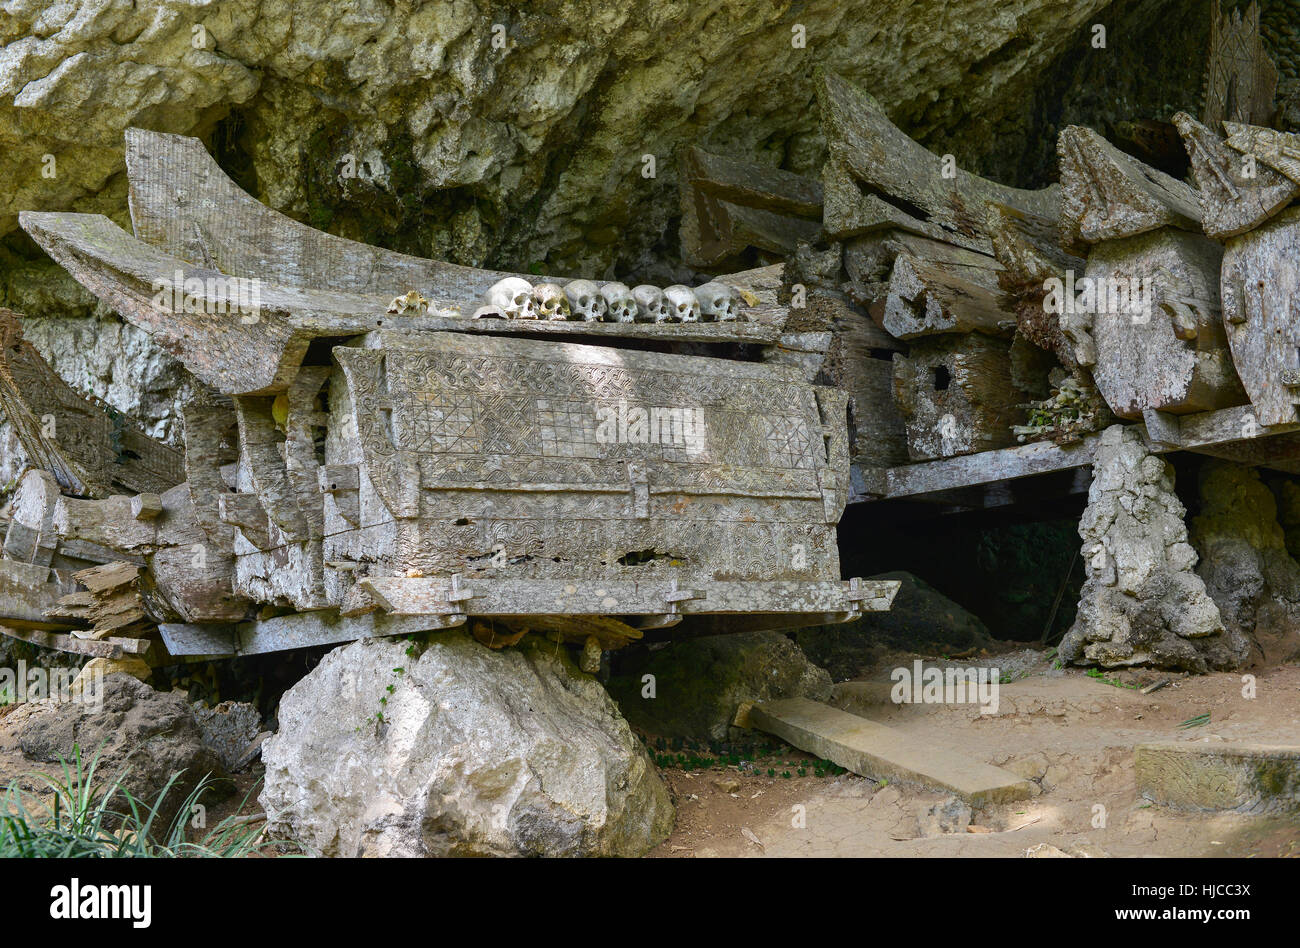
1173, 112, 1298, 239
1058, 125, 1202, 247
679, 147, 823, 268
882, 252, 1011, 339
893, 333, 1026, 461
1078, 228, 1245, 418
1136, 741, 1299, 811
1203, 0, 1277, 133
0, 623, 150, 659
0, 308, 183, 496
158, 610, 463, 658
817, 71, 1059, 255
359, 577, 899, 621
744, 698, 1033, 805
858, 403, 1300, 501
19, 212, 786, 397
1223, 122, 1300, 187
1221, 207, 1300, 426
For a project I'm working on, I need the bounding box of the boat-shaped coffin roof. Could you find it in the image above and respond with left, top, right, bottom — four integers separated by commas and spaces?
19, 211, 787, 397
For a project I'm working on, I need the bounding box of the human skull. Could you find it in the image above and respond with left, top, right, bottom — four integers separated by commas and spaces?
564, 279, 607, 321
599, 282, 637, 323
694, 281, 742, 322
663, 285, 701, 323
386, 289, 428, 314
632, 284, 666, 322
483, 277, 535, 319
532, 283, 571, 320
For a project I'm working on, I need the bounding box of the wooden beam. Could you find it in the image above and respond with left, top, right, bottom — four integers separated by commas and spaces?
856, 404, 1300, 501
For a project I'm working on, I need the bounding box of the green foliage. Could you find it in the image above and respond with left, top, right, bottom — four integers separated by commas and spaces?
1177, 711, 1211, 730
1086, 668, 1138, 689
0, 746, 273, 858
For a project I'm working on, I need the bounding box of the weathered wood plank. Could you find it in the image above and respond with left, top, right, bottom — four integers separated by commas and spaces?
1223, 121, 1300, 187
1221, 206, 1300, 426
359, 577, 899, 620
859, 404, 1300, 500
158, 610, 464, 658
1173, 112, 1298, 239
0, 623, 150, 658
1058, 125, 1202, 247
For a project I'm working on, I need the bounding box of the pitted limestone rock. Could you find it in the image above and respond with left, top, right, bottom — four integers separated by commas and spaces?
260, 632, 673, 857
1190, 460, 1300, 666
1059, 425, 1235, 672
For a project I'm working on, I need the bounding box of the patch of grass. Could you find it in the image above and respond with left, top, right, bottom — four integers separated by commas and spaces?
1086, 668, 1138, 689
0, 746, 273, 858
1177, 711, 1211, 730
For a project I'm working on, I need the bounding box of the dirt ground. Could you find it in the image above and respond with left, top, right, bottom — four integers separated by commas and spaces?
650, 647, 1300, 858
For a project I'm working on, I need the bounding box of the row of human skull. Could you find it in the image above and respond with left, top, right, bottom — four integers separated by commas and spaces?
478, 277, 746, 323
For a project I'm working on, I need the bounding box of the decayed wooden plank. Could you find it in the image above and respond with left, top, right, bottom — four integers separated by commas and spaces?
19, 212, 785, 397
881, 253, 1011, 339
860, 403, 1300, 500
1204, 0, 1276, 132
1079, 227, 1245, 419
1058, 125, 1202, 247
679, 147, 823, 268
0, 623, 150, 658
1221, 207, 1300, 426
359, 577, 900, 619
158, 610, 465, 658
818, 70, 1059, 254
0, 308, 183, 496
1173, 112, 1298, 239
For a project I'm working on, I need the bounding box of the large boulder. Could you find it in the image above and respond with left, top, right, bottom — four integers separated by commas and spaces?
260, 632, 673, 857
1190, 461, 1300, 666
9, 673, 226, 827
606, 630, 832, 742
796, 571, 994, 679
1059, 426, 1243, 672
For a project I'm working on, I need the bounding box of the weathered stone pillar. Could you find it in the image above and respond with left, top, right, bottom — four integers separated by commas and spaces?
1059, 425, 1241, 672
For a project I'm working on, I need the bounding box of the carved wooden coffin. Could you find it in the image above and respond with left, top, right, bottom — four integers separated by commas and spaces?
1221, 207, 1300, 427
818, 71, 1059, 255
892, 334, 1027, 461
316, 331, 883, 623
1203, 0, 1276, 132
1076, 228, 1245, 419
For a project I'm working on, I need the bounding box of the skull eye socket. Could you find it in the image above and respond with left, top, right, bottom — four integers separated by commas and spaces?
579, 296, 589, 306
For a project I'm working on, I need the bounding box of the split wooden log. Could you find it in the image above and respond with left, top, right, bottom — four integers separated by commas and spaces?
55, 561, 154, 640
1058, 125, 1202, 248
1070, 227, 1245, 419
1221, 206, 1300, 426
818, 70, 1059, 255
679, 147, 823, 268
1203, 0, 1276, 131
1173, 112, 1299, 239
892, 334, 1028, 461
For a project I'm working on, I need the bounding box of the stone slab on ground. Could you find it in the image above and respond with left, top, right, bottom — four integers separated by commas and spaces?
743, 697, 1034, 805
1135, 742, 1300, 812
